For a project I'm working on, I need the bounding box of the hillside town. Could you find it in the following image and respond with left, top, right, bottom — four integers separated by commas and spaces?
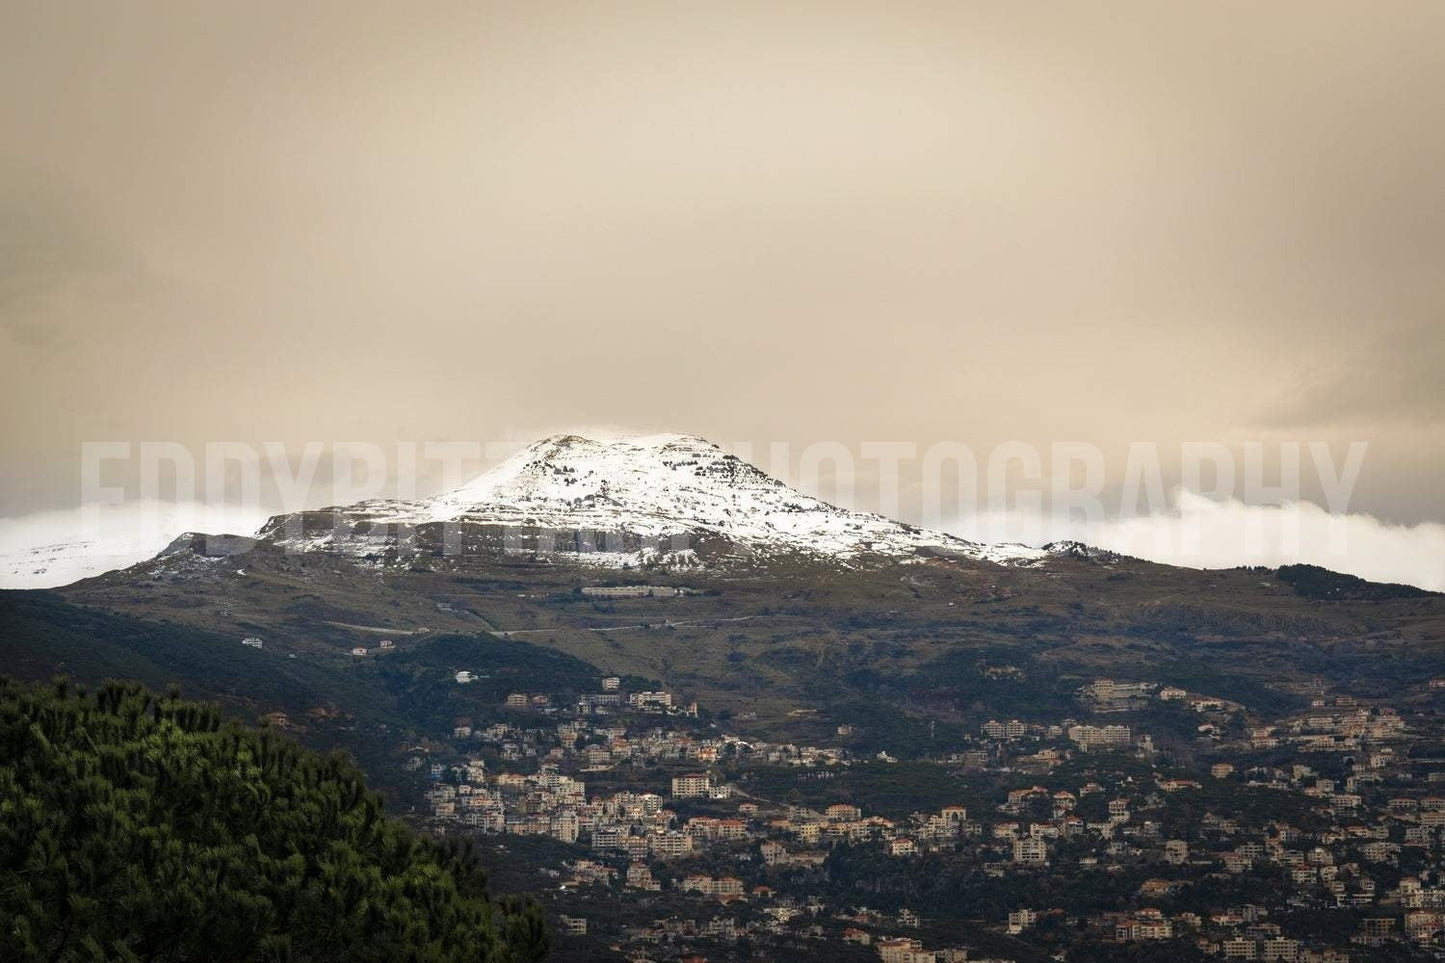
397, 674, 1445, 962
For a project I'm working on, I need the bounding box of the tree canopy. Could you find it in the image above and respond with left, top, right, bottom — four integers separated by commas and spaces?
0, 677, 550, 962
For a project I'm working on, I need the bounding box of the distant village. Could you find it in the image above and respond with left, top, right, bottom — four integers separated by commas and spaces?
391, 670, 1445, 962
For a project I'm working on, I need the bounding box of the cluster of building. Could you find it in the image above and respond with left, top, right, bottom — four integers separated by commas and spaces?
983, 693, 1445, 960
397, 668, 1444, 961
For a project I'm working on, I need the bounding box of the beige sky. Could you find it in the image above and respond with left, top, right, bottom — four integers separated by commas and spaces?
3, 1, 1443, 528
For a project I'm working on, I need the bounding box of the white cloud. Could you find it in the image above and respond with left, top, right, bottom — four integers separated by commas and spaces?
0, 500, 273, 589
951, 489, 1445, 592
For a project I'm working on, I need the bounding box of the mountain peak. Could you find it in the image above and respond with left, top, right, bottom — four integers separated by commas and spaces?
239, 431, 1059, 569
523, 431, 722, 455
307, 430, 1043, 567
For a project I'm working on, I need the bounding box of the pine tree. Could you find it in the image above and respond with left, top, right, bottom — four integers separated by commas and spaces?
0, 677, 551, 962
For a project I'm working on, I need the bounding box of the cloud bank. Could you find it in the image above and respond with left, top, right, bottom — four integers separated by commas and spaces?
0, 501, 274, 589
950, 489, 1445, 592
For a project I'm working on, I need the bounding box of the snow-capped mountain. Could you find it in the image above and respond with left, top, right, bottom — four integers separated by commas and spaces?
259, 432, 1047, 567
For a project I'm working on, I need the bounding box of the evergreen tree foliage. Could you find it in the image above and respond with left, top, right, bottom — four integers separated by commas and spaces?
0, 677, 551, 962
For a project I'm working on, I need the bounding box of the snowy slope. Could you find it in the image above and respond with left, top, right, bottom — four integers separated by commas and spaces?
0, 538, 149, 589
0, 503, 274, 590
262, 433, 1046, 566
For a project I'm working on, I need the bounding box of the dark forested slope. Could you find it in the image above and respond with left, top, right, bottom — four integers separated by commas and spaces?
0, 677, 550, 963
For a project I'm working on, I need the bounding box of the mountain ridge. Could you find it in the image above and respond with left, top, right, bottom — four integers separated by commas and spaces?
251, 432, 1052, 570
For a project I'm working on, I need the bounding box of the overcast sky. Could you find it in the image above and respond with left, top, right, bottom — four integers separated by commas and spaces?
2, 2, 1443, 584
